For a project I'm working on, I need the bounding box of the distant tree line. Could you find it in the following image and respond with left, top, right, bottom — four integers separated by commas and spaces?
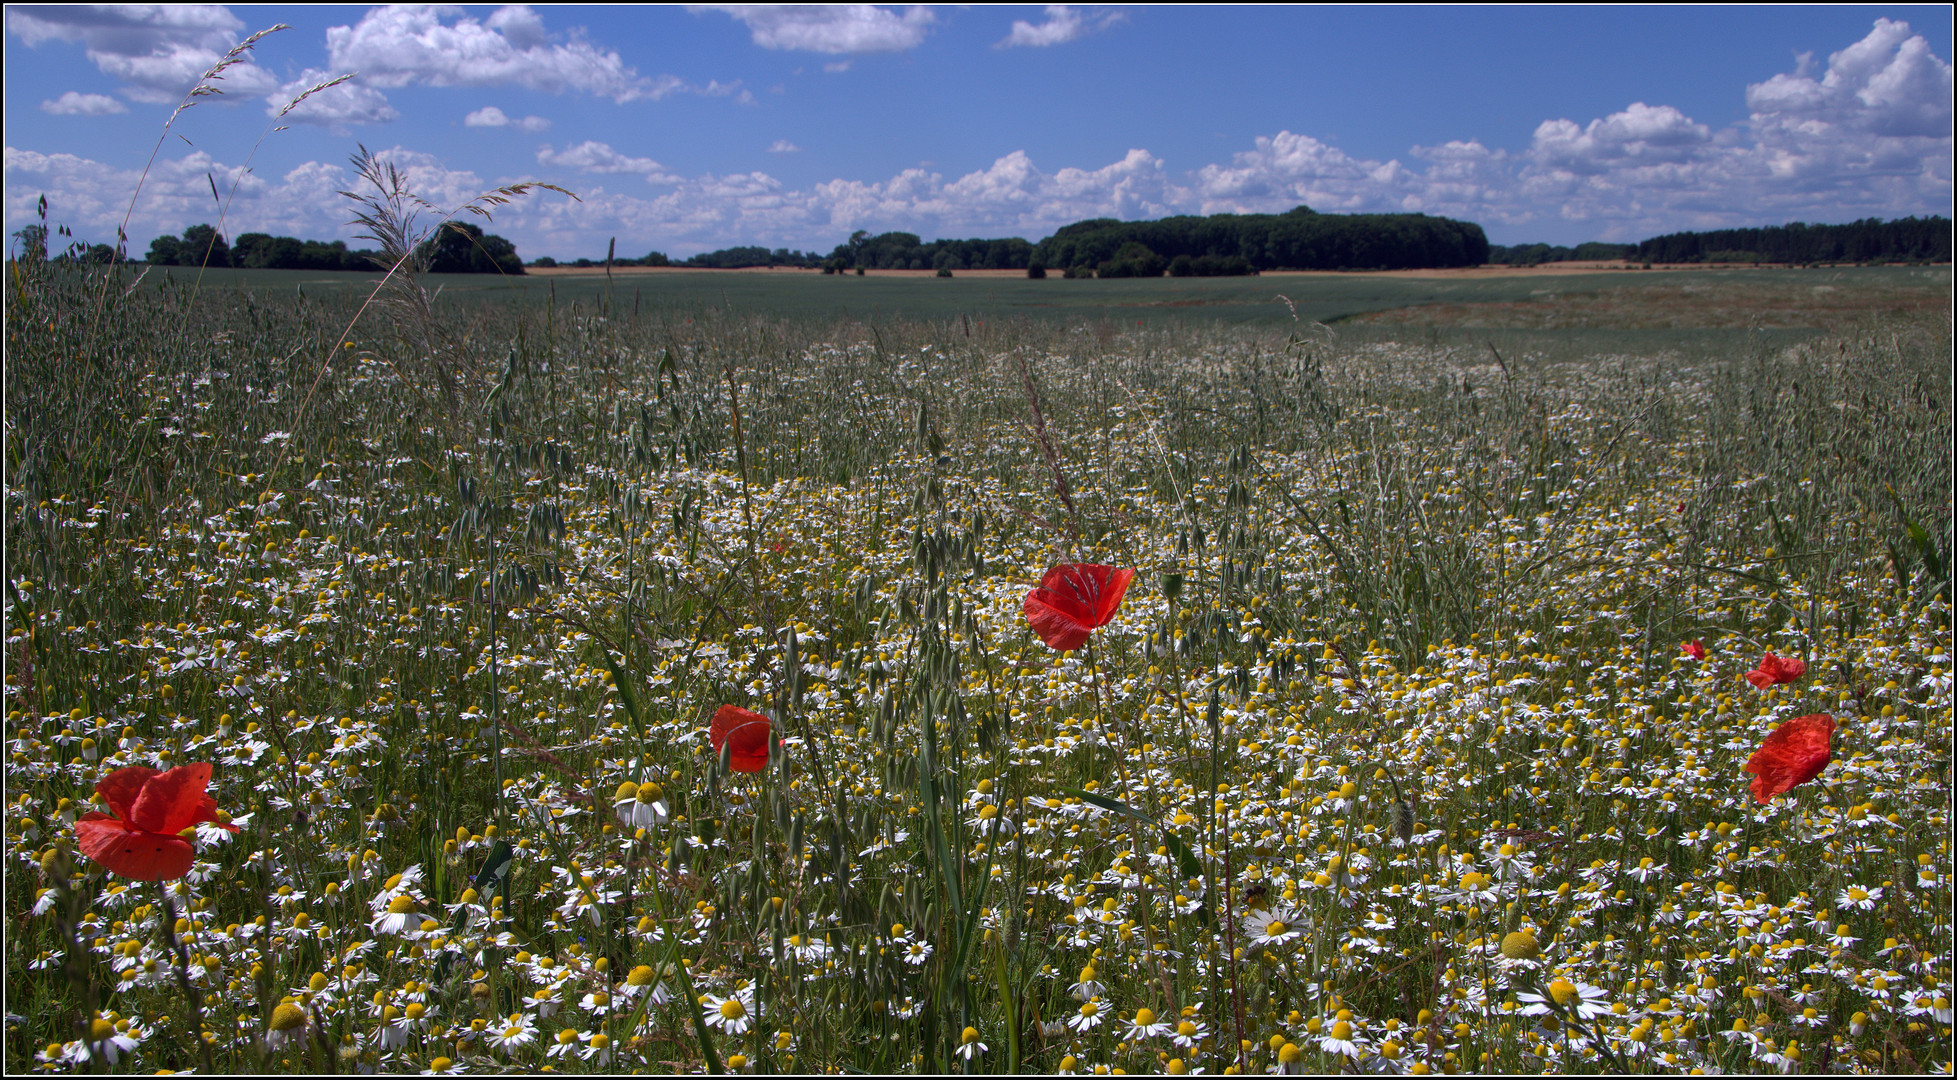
502, 212, 1950, 279
1633, 217, 1950, 264
531, 246, 825, 269
141, 221, 523, 273
1487, 242, 1636, 266
1034, 206, 1490, 275
816, 231, 1038, 273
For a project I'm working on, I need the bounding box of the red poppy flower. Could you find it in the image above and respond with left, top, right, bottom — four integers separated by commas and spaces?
710, 705, 777, 772
1682, 640, 1707, 660
1745, 653, 1807, 689
1023, 563, 1134, 652
1744, 713, 1834, 803
74, 764, 238, 880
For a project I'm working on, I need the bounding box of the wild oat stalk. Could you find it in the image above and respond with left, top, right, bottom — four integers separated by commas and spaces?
324, 145, 580, 427
88, 24, 289, 348
261, 146, 582, 486
173, 73, 359, 332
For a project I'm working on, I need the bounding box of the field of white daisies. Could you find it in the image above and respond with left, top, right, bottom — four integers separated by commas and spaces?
5, 256, 1951, 1075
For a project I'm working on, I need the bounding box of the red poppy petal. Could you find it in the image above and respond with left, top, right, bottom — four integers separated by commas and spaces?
76, 816, 195, 881
710, 706, 773, 770
1024, 590, 1092, 651
1745, 670, 1774, 690
93, 766, 158, 824
1033, 568, 1096, 622
1084, 566, 1134, 628
728, 740, 774, 772
1744, 714, 1833, 803
1035, 564, 1133, 630
131, 763, 216, 836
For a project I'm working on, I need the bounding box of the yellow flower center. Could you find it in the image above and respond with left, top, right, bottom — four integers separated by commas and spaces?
270, 1003, 306, 1032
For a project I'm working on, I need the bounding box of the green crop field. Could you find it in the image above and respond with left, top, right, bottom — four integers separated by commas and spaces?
6, 249, 1950, 1076
134, 261, 1948, 334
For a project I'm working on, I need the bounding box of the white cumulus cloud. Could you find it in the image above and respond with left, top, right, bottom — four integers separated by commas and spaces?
466, 106, 553, 132
537, 141, 675, 182
6, 5, 279, 104
999, 6, 1122, 48
767, 139, 802, 153
326, 5, 709, 102
40, 91, 127, 116
704, 5, 935, 54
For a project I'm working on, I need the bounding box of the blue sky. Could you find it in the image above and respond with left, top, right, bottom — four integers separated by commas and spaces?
6, 5, 1952, 260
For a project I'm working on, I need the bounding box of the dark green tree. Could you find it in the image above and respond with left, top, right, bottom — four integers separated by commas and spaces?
179, 223, 231, 268
417, 221, 524, 274
13, 223, 49, 262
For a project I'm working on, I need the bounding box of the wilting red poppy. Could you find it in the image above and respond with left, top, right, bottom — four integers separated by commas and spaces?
1744, 713, 1834, 803
1746, 653, 1807, 689
1681, 640, 1707, 660
710, 705, 777, 772
74, 764, 238, 880
1023, 563, 1134, 652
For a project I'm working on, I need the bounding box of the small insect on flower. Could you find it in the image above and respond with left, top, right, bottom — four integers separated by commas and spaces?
1745, 653, 1807, 689
709, 706, 780, 772
1744, 714, 1833, 804
74, 763, 239, 880
1023, 563, 1134, 651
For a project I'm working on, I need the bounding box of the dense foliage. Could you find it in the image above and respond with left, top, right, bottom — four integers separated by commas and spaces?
414, 222, 524, 275
683, 247, 824, 269
231, 233, 386, 272
1636, 217, 1952, 265
142, 221, 526, 274
822, 230, 1039, 272
1035, 206, 1491, 274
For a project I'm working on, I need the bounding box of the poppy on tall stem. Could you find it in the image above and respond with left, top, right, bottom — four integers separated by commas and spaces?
1746, 653, 1807, 689
710, 705, 780, 772
1744, 713, 1834, 803
1023, 563, 1134, 652
74, 764, 237, 881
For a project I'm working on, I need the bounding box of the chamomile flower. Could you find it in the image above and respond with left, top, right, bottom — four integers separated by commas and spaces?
1318, 1019, 1362, 1058
1836, 883, 1883, 911
483, 1013, 536, 1055
1123, 1007, 1171, 1040
1172, 1016, 1210, 1049
1519, 977, 1613, 1020
1070, 963, 1105, 1001
370, 894, 419, 935
1246, 906, 1310, 947
578, 1031, 614, 1064
702, 984, 756, 1036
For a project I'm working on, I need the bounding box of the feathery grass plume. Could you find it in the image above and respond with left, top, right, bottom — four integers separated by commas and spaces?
327, 145, 579, 432
89, 24, 290, 344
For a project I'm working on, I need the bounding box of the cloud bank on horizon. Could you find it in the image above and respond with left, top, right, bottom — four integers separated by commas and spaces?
4, 5, 1950, 259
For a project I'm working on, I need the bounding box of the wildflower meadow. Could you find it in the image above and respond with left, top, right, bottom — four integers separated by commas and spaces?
3, 49, 1951, 1071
